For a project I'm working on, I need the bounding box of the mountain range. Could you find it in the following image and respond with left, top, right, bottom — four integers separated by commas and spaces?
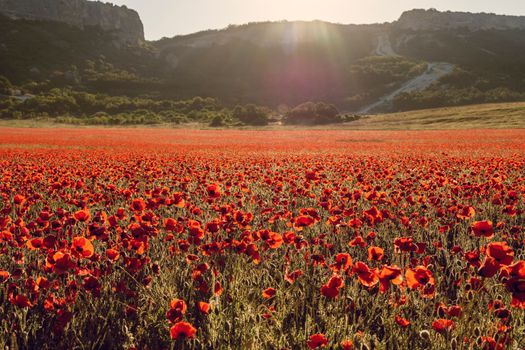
1, 0, 525, 113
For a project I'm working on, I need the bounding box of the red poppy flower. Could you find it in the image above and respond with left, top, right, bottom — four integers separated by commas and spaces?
353, 262, 379, 287
502, 205, 517, 217
106, 248, 120, 262
307, 333, 328, 349
293, 215, 316, 230
395, 315, 410, 327
27, 238, 44, 250
486, 242, 514, 266
170, 321, 197, 340
10, 294, 32, 308
368, 246, 384, 261
285, 269, 303, 285
266, 231, 283, 249
206, 184, 222, 198
349, 235, 366, 247
506, 277, 525, 309
170, 299, 187, 313
457, 206, 475, 220
321, 275, 344, 298
394, 237, 417, 253
330, 253, 352, 272
165, 218, 178, 231
406, 266, 434, 289
471, 220, 494, 238
214, 281, 223, 296
71, 236, 94, 258
198, 301, 211, 314
171, 192, 186, 208
262, 287, 277, 299
504, 261, 525, 309
446, 305, 463, 317
51, 251, 75, 274
74, 209, 91, 222
504, 260, 525, 278
478, 257, 500, 278
0, 270, 9, 282
432, 319, 454, 334
406, 266, 435, 298
348, 218, 363, 228
341, 340, 354, 350
13, 194, 26, 205
378, 265, 403, 293
481, 336, 508, 350
167, 299, 187, 323
437, 303, 463, 318
131, 198, 147, 212
363, 206, 383, 225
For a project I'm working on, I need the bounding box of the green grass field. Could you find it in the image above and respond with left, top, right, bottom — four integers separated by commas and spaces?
351, 102, 525, 130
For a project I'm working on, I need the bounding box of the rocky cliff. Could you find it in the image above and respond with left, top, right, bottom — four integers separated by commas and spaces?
397, 9, 525, 31
0, 0, 144, 44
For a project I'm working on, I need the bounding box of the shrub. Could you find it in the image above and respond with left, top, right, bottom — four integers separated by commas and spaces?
284, 102, 342, 125
209, 115, 226, 127
0, 76, 13, 95
233, 104, 270, 126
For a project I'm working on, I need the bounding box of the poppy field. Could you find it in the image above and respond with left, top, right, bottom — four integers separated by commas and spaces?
0, 128, 524, 350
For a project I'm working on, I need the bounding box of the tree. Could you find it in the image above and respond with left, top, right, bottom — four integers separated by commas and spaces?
284, 102, 342, 125
0, 76, 13, 96
232, 104, 269, 126
209, 115, 225, 127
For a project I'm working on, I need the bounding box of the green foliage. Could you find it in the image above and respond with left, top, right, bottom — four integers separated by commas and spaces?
232, 104, 270, 126
209, 115, 226, 127
0, 76, 13, 95
284, 102, 342, 125
342, 56, 427, 110
0, 88, 278, 126
393, 87, 525, 111
0, 88, 209, 122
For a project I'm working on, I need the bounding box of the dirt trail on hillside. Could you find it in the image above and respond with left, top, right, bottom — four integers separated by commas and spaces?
359, 62, 455, 114
359, 35, 454, 114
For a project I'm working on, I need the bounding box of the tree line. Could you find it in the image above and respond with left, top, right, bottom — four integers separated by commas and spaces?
0, 77, 349, 126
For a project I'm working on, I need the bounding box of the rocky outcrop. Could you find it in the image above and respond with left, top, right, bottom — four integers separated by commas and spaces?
397, 9, 525, 31
0, 0, 144, 44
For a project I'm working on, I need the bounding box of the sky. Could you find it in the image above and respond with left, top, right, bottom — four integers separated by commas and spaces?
108, 0, 525, 40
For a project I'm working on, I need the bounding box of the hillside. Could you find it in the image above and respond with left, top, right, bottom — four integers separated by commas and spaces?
0, 14, 163, 94
351, 102, 525, 130
1, 3, 525, 118
152, 10, 525, 110
0, 0, 144, 44
153, 22, 419, 106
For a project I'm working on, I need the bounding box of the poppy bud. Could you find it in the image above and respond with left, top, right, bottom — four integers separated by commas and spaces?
419, 330, 430, 340
450, 337, 458, 350
494, 308, 511, 319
